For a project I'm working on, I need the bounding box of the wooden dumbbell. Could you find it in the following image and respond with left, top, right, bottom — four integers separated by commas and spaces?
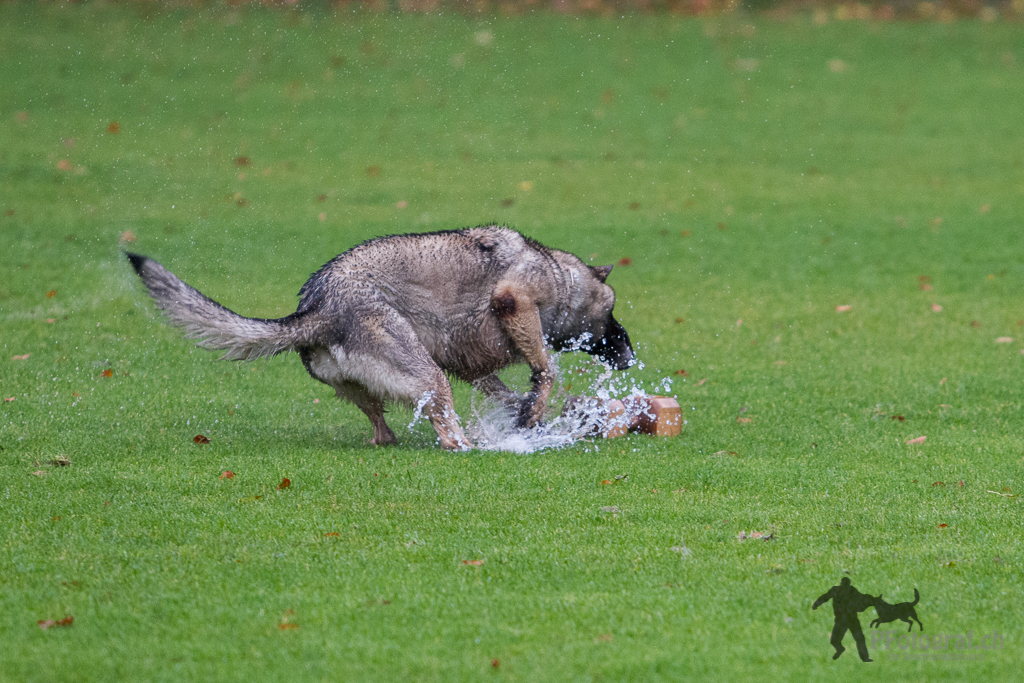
562, 395, 681, 438
560, 396, 630, 438
622, 395, 682, 437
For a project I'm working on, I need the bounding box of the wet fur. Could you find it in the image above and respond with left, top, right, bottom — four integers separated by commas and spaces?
127, 226, 633, 449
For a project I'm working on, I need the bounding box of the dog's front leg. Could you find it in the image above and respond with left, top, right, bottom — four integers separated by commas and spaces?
491, 286, 553, 428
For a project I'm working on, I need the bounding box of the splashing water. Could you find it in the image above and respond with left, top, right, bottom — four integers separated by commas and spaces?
465, 352, 676, 454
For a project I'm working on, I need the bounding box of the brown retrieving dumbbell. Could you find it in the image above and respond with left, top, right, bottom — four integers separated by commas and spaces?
562, 395, 681, 438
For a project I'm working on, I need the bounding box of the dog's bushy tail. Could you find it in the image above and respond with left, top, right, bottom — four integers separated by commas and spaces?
127, 253, 319, 360
912, 588, 920, 606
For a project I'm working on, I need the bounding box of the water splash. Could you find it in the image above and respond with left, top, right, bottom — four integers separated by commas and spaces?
466, 351, 675, 454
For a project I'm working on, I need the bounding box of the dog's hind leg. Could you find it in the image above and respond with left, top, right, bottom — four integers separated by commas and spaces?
335, 381, 397, 446
472, 374, 523, 418
335, 308, 471, 450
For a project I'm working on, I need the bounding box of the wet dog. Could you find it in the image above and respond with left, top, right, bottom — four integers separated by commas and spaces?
127, 226, 633, 449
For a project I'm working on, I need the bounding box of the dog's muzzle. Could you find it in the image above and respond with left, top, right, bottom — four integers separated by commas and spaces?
592, 315, 635, 370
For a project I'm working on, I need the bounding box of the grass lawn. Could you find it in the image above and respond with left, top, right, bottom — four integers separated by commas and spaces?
2, 4, 1023, 680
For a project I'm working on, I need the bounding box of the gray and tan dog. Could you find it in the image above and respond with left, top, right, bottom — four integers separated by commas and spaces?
127, 226, 633, 449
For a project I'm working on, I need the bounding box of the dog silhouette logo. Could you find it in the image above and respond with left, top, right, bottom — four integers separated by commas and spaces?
813, 578, 923, 662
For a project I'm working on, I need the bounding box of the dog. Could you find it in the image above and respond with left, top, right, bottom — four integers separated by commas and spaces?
869, 588, 923, 632
126, 225, 634, 449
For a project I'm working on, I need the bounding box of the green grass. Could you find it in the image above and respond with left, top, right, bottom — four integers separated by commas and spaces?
2, 4, 1024, 681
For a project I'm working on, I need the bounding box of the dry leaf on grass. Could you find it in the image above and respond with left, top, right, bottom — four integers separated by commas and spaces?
835, 305, 851, 312
219, 470, 235, 479
462, 559, 485, 566
38, 616, 74, 630
100, 369, 113, 378
12, 354, 30, 360
277, 477, 291, 490
905, 436, 927, 445
996, 337, 1013, 343
193, 434, 210, 444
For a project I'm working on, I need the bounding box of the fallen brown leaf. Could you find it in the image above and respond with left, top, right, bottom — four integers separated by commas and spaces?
193, 434, 210, 444
277, 477, 291, 490
12, 354, 30, 360
996, 337, 1013, 343
931, 303, 942, 312
38, 616, 73, 630
937, 523, 948, 529
835, 304, 851, 312
278, 623, 299, 630
3, 397, 14, 402
100, 369, 113, 378
673, 369, 689, 376
462, 559, 485, 566
696, 378, 707, 386
219, 470, 235, 479
736, 417, 752, 423
905, 436, 927, 445
491, 659, 500, 668
617, 257, 632, 266
324, 532, 340, 537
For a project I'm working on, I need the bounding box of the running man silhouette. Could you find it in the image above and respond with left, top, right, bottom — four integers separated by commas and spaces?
812, 577, 874, 662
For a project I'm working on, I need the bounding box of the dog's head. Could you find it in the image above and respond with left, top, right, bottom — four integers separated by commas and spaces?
549, 254, 635, 370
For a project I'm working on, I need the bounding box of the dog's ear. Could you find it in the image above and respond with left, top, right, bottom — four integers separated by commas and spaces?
591, 265, 613, 283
